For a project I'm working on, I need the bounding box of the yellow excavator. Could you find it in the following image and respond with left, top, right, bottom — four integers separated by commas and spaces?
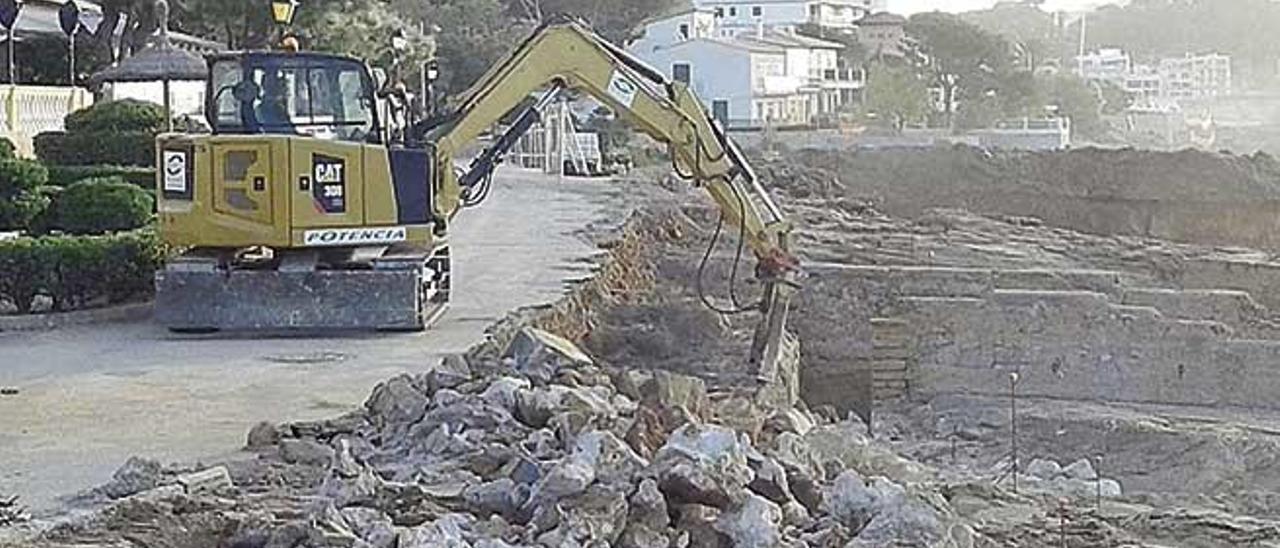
153, 20, 797, 369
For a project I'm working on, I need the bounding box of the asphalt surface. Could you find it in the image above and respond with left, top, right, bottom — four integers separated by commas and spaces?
0, 168, 626, 513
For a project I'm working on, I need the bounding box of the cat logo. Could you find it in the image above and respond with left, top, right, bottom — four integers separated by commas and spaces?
314, 161, 345, 184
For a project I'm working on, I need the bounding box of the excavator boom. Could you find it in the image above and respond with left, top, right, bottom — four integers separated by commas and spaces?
428, 21, 799, 373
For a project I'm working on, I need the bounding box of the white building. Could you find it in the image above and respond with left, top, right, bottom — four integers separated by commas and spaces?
1159, 53, 1231, 99
692, 0, 881, 33
1124, 64, 1161, 103
1075, 48, 1131, 84
628, 10, 857, 128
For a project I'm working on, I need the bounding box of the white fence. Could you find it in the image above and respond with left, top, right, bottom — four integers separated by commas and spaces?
0, 85, 94, 157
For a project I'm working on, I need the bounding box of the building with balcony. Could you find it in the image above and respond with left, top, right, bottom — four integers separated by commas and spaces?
1159, 53, 1232, 99
854, 11, 907, 59
628, 11, 860, 128
1075, 48, 1131, 84
691, 0, 883, 33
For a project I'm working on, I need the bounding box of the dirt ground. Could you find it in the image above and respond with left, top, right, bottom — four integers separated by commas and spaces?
7, 147, 1280, 547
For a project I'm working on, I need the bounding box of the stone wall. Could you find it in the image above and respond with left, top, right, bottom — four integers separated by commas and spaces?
796, 263, 1280, 412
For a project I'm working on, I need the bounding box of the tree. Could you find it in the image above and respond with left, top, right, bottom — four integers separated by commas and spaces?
906, 12, 1015, 127
501, 0, 679, 42
392, 0, 530, 97
862, 63, 929, 133
1038, 73, 1108, 140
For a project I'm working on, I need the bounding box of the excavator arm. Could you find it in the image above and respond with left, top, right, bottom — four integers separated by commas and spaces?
425, 21, 799, 376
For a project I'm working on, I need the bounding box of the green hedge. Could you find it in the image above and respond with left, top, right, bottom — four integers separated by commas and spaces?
46, 165, 155, 188
45, 178, 154, 235
65, 99, 166, 133
0, 158, 51, 230
0, 137, 15, 160
34, 131, 155, 168
0, 231, 163, 314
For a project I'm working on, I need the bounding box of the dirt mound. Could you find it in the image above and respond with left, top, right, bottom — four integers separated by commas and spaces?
757, 145, 1280, 250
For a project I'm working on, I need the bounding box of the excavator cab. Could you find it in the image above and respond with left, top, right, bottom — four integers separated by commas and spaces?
205, 52, 382, 143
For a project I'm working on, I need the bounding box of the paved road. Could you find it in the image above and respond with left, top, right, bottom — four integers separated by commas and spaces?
0, 169, 625, 512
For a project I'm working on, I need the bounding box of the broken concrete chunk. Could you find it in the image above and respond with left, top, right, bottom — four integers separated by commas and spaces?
1062, 458, 1098, 480
427, 355, 474, 395
280, 438, 335, 466
481, 376, 532, 414
463, 478, 524, 519
246, 421, 282, 449
747, 454, 794, 506
534, 485, 630, 547
175, 466, 233, 496
99, 457, 163, 499
397, 513, 474, 548
651, 424, 754, 510
639, 370, 709, 418
713, 494, 784, 548
340, 506, 398, 548
365, 375, 429, 427
503, 327, 593, 384
1025, 458, 1063, 480
821, 470, 876, 531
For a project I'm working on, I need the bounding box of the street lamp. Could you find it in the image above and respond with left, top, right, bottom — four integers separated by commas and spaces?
270, 0, 299, 26
0, 0, 24, 87
59, 0, 81, 86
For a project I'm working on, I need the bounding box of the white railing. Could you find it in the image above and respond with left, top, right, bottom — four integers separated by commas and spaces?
0, 85, 94, 157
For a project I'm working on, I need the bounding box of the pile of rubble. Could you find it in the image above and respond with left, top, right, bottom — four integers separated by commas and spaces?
25, 325, 975, 548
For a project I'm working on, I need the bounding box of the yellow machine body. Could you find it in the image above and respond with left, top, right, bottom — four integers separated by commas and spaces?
156, 134, 436, 251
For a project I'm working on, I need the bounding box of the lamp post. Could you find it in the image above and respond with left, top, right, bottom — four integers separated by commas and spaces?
423, 58, 439, 117
59, 0, 81, 86
270, 0, 299, 45
0, 0, 24, 87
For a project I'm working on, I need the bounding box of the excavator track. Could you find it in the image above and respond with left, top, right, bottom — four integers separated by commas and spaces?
154, 247, 451, 333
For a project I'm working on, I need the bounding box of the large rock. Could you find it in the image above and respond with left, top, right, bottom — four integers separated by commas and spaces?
651, 424, 754, 510
504, 327, 593, 384
340, 506, 397, 548
463, 478, 526, 520
398, 513, 474, 547
1062, 458, 1098, 480
99, 457, 163, 499
714, 494, 784, 548
481, 377, 532, 414
514, 385, 614, 430
526, 430, 645, 514
426, 355, 474, 395
619, 479, 672, 548
821, 470, 876, 531
639, 370, 709, 418
365, 375, 430, 427
847, 478, 947, 548
1025, 458, 1062, 480
534, 485, 630, 547
280, 439, 335, 466
746, 453, 794, 506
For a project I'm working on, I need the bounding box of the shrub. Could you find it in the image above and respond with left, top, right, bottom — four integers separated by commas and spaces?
48, 177, 154, 235
34, 131, 156, 167
64, 99, 166, 134
0, 158, 50, 230
0, 231, 163, 314
0, 137, 16, 160
46, 165, 155, 188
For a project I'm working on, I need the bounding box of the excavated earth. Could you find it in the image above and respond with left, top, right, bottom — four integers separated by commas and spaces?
6, 146, 1280, 547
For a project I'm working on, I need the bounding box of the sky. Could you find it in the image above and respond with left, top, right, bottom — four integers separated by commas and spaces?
893, 0, 1124, 14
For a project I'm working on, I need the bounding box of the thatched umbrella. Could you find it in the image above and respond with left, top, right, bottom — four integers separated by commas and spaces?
89, 0, 205, 132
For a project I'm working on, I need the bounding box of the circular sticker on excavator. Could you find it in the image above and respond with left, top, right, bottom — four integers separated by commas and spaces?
607, 71, 638, 108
